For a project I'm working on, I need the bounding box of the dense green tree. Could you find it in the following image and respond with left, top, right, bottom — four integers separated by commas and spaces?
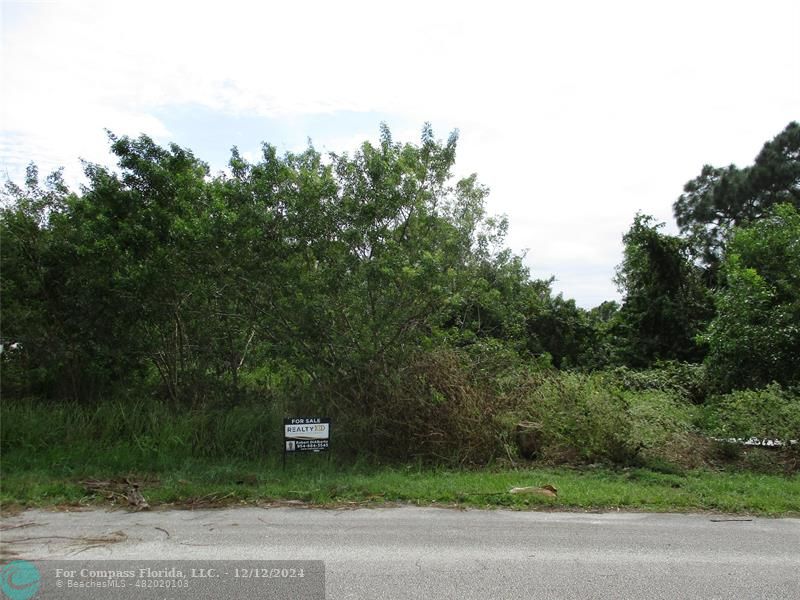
582, 300, 622, 369
1, 166, 76, 397
525, 293, 594, 368
70, 136, 233, 404
674, 121, 800, 273
2, 125, 540, 408
253, 124, 527, 407
1, 137, 271, 403
703, 203, 800, 392
613, 214, 713, 367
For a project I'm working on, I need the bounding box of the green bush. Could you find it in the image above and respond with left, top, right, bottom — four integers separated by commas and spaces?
513, 372, 697, 465
606, 361, 709, 404
624, 389, 697, 448
519, 373, 632, 463
701, 384, 800, 442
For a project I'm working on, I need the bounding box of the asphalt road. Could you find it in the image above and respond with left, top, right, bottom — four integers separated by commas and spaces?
2, 506, 799, 599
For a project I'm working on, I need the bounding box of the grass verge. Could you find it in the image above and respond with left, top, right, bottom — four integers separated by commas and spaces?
2, 454, 798, 516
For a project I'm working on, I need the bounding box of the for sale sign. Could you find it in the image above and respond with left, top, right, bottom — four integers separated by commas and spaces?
283, 417, 331, 453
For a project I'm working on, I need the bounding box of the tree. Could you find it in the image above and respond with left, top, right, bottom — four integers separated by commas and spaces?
613, 214, 713, 367
1, 136, 266, 404
703, 203, 800, 392
525, 293, 595, 368
1, 124, 541, 414
673, 122, 800, 273
254, 123, 521, 401
0, 166, 75, 397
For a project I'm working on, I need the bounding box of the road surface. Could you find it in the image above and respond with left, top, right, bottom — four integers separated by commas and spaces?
2, 506, 799, 599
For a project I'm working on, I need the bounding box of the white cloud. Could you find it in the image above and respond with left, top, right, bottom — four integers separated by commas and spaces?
2, 0, 798, 305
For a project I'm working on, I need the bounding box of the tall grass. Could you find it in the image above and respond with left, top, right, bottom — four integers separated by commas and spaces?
2, 356, 704, 472
1, 399, 284, 471
7, 354, 794, 474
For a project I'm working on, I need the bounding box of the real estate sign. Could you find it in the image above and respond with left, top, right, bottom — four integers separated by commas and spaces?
283, 417, 331, 453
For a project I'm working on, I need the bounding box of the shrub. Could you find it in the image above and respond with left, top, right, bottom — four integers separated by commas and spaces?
606, 361, 709, 404
625, 389, 697, 447
512, 372, 698, 465
516, 373, 634, 463
702, 383, 800, 442
623, 389, 698, 466
311, 345, 533, 466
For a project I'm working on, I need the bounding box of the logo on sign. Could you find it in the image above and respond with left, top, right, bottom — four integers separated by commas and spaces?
283, 417, 331, 453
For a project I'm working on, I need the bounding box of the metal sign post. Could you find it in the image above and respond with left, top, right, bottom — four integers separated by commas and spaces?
283, 417, 331, 470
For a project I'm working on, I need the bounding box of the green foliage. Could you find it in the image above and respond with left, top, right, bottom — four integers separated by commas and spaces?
518, 372, 696, 465
2, 125, 540, 409
622, 389, 697, 455
701, 384, 800, 442
4, 122, 798, 471
580, 300, 622, 369
613, 214, 713, 367
525, 293, 598, 368
674, 121, 800, 272
0, 165, 85, 397
607, 361, 709, 404
703, 203, 800, 391
0, 398, 284, 467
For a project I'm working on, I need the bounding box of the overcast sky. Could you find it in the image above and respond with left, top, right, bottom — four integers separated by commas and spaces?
2, 0, 798, 307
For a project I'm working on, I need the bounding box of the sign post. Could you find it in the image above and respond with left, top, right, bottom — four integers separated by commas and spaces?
283, 417, 331, 470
